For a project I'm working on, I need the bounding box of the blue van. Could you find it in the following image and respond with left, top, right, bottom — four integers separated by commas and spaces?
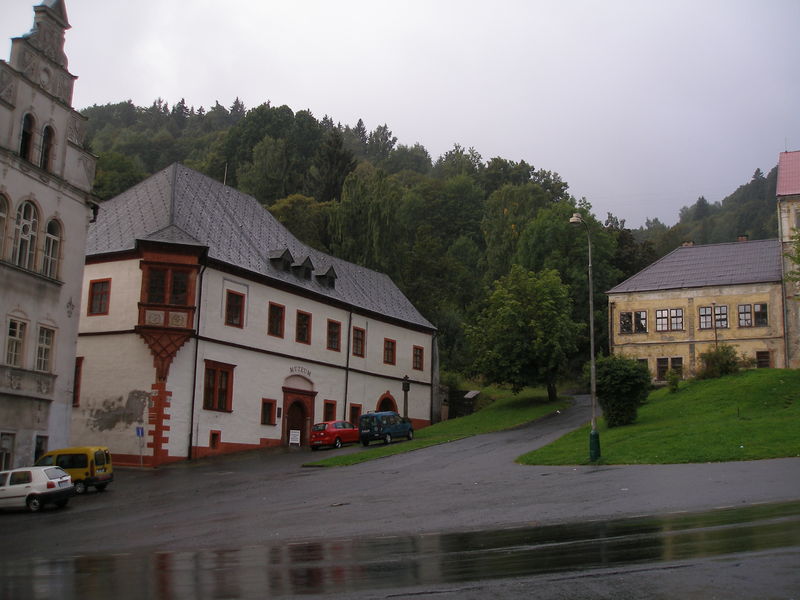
359, 411, 414, 446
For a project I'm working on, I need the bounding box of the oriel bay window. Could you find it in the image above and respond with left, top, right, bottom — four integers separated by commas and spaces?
139, 263, 197, 329
203, 361, 234, 412
146, 267, 190, 305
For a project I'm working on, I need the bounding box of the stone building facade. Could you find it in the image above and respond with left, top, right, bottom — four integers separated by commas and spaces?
0, 0, 96, 468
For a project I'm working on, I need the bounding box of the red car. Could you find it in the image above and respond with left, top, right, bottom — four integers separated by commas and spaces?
310, 420, 360, 450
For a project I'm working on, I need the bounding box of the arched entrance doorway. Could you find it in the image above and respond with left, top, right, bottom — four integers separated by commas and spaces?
377, 393, 397, 412
282, 375, 316, 447
285, 401, 307, 445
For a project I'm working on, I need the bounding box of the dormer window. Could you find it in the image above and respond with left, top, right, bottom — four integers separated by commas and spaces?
291, 256, 314, 280
269, 249, 293, 272
316, 266, 337, 289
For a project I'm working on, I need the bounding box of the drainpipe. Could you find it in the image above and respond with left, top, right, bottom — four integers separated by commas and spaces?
608, 302, 615, 355
342, 310, 352, 420
781, 278, 790, 368
188, 264, 206, 460
431, 331, 439, 424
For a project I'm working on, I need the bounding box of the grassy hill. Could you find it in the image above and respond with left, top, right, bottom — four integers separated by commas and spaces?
518, 368, 800, 465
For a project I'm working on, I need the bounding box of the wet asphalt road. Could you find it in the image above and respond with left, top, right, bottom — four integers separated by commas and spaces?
2, 395, 799, 598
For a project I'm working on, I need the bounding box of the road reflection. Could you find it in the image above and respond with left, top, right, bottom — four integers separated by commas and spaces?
3, 500, 799, 599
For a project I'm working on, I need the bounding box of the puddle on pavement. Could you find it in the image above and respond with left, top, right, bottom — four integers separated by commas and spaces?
3, 500, 799, 599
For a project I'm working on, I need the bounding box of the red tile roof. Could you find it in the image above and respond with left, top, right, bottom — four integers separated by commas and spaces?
777, 151, 800, 196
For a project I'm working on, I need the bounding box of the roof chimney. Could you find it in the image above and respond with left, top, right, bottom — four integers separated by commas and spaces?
681, 240, 694, 247
737, 234, 749, 242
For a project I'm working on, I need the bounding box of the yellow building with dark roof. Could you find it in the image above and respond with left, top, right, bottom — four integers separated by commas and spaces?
607, 151, 800, 378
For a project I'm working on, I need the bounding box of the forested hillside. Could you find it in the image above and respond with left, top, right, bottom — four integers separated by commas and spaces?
81, 98, 781, 378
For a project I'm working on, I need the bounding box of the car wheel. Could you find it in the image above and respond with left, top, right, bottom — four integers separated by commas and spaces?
55, 499, 69, 508
95, 483, 108, 492
74, 481, 87, 495
384, 433, 392, 445
334, 437, 342, 449
407, 429, 414, 440
26, 495, 43, 513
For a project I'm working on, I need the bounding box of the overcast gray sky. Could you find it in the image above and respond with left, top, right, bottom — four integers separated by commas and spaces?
3, 0, 798, 227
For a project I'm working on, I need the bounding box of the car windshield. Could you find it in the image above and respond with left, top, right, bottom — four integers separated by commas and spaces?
312, 423, 327, 431
45, 467, 68, 479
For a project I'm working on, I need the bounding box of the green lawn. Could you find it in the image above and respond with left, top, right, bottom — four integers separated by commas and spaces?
304, 386, 568, 467
518, 368, 800, 466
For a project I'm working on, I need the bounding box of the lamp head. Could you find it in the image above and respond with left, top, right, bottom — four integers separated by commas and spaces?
569, 213, 583, 224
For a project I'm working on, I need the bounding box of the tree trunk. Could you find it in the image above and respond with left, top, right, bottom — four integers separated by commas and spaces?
546, 381, 558, 403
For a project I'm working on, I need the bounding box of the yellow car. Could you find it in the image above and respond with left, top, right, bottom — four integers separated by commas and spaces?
35, 447, 114, 494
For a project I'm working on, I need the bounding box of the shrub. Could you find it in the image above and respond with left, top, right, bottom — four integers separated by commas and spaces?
666, 369, 681, 393
593, 354, 651, 427
696, 344, 753, 379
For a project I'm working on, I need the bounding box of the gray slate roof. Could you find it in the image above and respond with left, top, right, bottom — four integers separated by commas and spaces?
87, 163, 435, 330
607, 238, 783, 294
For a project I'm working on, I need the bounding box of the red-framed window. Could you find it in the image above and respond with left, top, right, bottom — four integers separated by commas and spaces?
352, 327, 365, 357
261, 398, 277, 425
88, 279, 111, 315
323, 400, 337, 422
72, 356, 84, 407
268, 302, 285, 338
383, 338, 396, 365
327, 320, 341, 351
349, 403, 362, 424
203, 360, 234, 412
296, 310, 312, 344
413, 345, 424, 371
225, 290, 245, 328
143, 266, 191, 306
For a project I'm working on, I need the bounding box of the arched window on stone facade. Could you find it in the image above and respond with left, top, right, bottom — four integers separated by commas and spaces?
20, 114, 35, 162
12, 201, 39, 270
40, 125, 55, 171
42, 219, 61, 279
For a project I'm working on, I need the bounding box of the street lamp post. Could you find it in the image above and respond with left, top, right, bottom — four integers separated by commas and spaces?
402, 375, 410, 418
569, 213, 601, 461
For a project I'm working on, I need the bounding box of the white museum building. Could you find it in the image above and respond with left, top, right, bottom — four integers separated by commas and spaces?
74, 163, 438, 466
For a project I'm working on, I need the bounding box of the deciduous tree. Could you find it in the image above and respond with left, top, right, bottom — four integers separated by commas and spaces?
467, 265, 580, 401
